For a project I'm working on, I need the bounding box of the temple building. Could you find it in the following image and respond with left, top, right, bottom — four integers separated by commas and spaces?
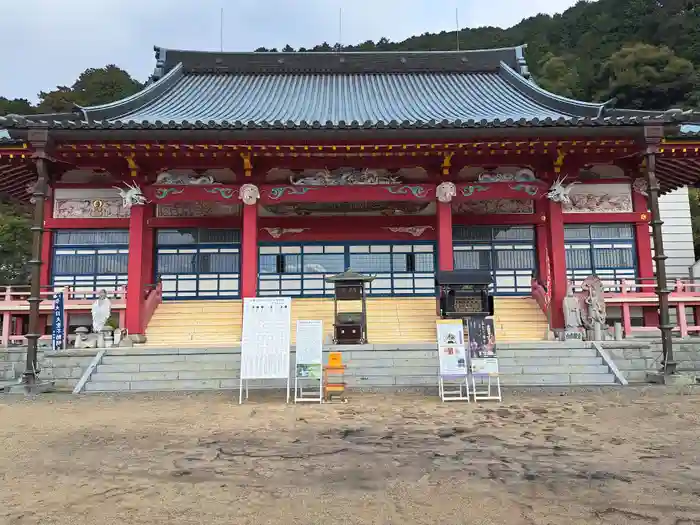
1, 45, 699, 348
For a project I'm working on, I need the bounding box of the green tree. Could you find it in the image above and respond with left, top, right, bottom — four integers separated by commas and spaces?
535, 54, 581, 98
37, 65, 143, 113
0, 201, 31, 285
593, 44, 698, 110
0, 97, 35, 117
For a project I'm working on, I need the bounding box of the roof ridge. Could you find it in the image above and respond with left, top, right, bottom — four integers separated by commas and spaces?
153, 45, 526, 76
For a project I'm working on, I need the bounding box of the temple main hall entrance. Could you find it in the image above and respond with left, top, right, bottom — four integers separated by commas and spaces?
155, 228, 241, 300
452, 225, 536, 296
258, 241, 436, 297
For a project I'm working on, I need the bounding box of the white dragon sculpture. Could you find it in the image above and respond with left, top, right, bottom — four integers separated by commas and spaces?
546, 176, 579, 204
114, 182, 148, 208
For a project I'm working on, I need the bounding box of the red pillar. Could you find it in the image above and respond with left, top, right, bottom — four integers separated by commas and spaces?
240, 200, 258, 298
544, 198, 567, 330
125, 204, 152, 335
436, 201, 454, 271
632, 191, 657, 326
40, 197, 53, 288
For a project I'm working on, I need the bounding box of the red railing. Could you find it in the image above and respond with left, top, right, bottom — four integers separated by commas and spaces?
143, 282, 163, 331
531, 278, 548, 316
0, 285, 127, 347
605, 278, 700, 338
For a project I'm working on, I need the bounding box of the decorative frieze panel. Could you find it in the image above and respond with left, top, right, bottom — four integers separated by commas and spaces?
262, 202, 430, 216
53, 189, 130, 219
155, 172, 221, 185
562, 183, 633, 213
155, 201, 240, 217
290, 168, 400, 186
454, 199, 534, 215
477, 168, 536, 182
382, 226, 434, 237
260, 227, 309, 239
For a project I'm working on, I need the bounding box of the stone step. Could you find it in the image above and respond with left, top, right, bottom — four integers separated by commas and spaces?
97, 360, 240, 374
92, 369, 240, 382
499, 364, 610, 375
500, 374, 617, 386
84, 378, 244, 392
497, 348, 598, 358
500, 356, 603, 366
101, 353, 239, 365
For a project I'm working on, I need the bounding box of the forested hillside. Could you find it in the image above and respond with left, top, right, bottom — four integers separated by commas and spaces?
1, 0, 699, 115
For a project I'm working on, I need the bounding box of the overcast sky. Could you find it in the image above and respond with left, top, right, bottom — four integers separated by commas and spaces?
0, 0, 580, 102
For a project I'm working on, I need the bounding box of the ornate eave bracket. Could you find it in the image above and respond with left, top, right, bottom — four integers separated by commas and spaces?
436, 181, 456, 203
239, 183, 260, 205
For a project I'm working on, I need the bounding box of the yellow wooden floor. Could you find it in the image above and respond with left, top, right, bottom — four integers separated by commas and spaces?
144, 296, 548, 346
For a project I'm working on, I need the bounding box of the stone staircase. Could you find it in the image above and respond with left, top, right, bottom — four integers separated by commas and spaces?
143, 297, 547, 347
291, 297, 438, 344
493, 297, 548, 341
145, 300, 243, 346
144, 297, 439, 347
497, 342, 617, 386
85, 348, 242, 392
80, 342, 620, 393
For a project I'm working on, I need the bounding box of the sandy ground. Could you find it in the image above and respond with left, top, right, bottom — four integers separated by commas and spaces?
1, 388, 700, 525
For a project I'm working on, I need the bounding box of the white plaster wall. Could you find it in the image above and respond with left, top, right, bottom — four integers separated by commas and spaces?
653, 187, 696, 278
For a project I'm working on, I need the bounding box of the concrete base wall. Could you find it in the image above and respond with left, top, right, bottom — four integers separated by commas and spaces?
602, 340, 700, 382
1, 348, 99, 391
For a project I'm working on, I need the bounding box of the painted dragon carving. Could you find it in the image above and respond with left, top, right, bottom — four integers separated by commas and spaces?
546, 176, 579, 204
290, 168, 401, 186
114, 182, 148, 208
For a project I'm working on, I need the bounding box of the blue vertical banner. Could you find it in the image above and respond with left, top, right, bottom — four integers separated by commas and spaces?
52, 292, 65, 351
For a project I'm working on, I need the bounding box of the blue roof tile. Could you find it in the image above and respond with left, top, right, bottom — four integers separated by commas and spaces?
0, 47, 696, 131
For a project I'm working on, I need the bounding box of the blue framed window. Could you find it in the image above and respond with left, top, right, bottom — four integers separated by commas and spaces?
155, 228, 241, 299
453, 225, 536, 295
258, 242, 435, 297
52, 229, 129, 297
565, 224, 636, 290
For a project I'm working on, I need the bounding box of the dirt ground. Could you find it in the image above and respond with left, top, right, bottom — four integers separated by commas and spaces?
1, 387, 700, 525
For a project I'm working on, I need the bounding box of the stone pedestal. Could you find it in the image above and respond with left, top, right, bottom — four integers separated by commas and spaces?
646, 372, 697, 385
7, 380, 55, 395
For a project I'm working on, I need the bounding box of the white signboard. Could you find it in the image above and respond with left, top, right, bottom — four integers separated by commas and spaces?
436, 320, 468, 377
241, 297, 292, 380
471, 357, 499, 376
295, 320, 323, 378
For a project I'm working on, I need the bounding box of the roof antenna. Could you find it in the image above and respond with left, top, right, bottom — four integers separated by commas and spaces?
220, 7, 224, 52
338, 7, 343, 52
455, 8, 460, 51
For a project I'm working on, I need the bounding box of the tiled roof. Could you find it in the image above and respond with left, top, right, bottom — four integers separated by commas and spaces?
0, 46, 694, 131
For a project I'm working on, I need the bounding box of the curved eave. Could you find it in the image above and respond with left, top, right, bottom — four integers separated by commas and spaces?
77, 63, 185, 122
499, 62, 604, 118
0, 115, 684, 132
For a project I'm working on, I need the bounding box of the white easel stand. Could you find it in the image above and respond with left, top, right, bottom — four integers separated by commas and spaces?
238, 377, 291, 404
471, 374, 502, 403
294, 374, 323, 403
438, 375, 470, 402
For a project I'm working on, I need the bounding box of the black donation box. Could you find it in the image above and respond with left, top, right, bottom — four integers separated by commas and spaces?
436, 270, 494, 319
